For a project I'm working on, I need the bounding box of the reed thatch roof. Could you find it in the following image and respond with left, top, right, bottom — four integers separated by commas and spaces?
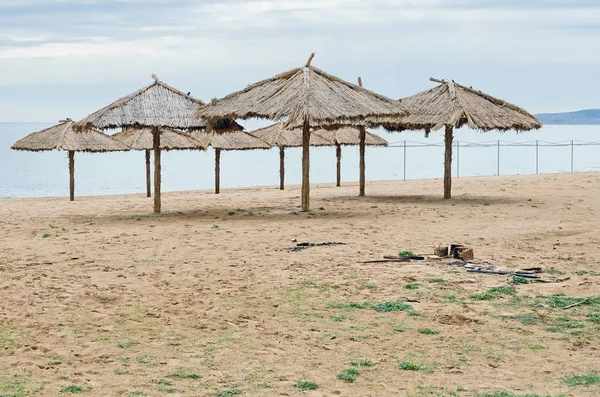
313, 127, 388, 147
75, 75, 207, 132
11, 120, 128, 152
112, 127, 206, 151
190, 130, 271, 151
391, 78, 542, 132
249, 122, 334, 147
250, 123, 388, 147
195, 54, 408, 129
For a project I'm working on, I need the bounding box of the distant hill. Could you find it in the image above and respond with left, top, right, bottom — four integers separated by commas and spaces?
536, 109, 600, 125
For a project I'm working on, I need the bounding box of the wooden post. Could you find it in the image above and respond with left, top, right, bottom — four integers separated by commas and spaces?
215, 148, 221, 194
153, 128, 161, 213
444, 125, 453, 199
301, 119, 310, 211
336, 144, 342, 187
359, 126, 366, 196
68, 150, 75, 202
145, 150, 151, 198
357, 76, 366, 197
279, 147, 285, 190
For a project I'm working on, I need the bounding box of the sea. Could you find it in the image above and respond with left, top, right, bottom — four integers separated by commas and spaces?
1, 123, 599, 199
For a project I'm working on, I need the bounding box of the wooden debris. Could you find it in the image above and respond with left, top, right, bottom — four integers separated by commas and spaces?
434, 246, 449, 257
562, 298, 590, 310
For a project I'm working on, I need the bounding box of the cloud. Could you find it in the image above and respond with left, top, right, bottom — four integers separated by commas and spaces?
0, 0, 599, 120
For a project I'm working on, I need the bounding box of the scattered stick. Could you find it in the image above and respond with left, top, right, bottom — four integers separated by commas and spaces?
562, 298, 590, 310
286, 242, 346, 252
362, 259, 410, 264
466, 269, 539, 279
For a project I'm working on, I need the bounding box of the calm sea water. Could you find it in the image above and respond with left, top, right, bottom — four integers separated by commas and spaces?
1, 122, 599, 199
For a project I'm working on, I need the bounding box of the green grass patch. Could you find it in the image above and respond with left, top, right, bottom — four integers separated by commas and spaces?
408, 310, 423, 317
545, 326, 563, 333
429, 278, 446, 283
470, 286, 516, 301
574, 270, 600, 276
398, 360, 422, 371
331, 314, 347, 322
563, 373, 600, 386
399, 250, 415, 257
418, 328, 438, 335
512, 276, 529, 284
477, 392, 566, 397
372, 301, 412, 312
404, 283, 420, 290
508, 313, 539, 325
59, 385, 86, 394
535, 294, 600, 309
293, 381, 318, 391
586, 313, 600, 323
166, 367, 202, 380
327, 301, 372, 310
337, 368, 360, 383
215, 388, 242, 397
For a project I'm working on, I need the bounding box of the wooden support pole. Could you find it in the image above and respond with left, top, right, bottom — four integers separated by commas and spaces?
336, 144, 342, 187
68, 150, 75, 202
279, 147, 285, 190
145, 150, 151, 198
301, 119, 310, 211
359, 126, 366, 196
215, 148, 221, 194
444, 125, 453, 199
153, 128, 161, 213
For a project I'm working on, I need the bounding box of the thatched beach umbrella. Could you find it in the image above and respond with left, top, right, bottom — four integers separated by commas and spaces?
75, 75, 206, 213
391, 78, 541, 199
250, 123, 387, 189
189, 130, 271, 194
195, 53, 407, 211
112, 127, 206, 197
11, 119, 128, 201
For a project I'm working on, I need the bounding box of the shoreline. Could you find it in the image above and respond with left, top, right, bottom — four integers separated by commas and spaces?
1, 171, 596, 203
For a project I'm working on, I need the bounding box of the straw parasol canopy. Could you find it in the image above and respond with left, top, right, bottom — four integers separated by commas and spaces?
11, 119, 128, 201
189, 130, 271, 194
196, 53, 408, 211
112, 127, 206, 198
250, 123, 387, 190
74, 75, 207, 213
390, 78, 542, 199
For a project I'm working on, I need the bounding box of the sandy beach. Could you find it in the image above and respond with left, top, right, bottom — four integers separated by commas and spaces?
0, 173, 599, 396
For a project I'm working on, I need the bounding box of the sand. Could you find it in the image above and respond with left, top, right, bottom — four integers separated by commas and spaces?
0, 173, 599, 396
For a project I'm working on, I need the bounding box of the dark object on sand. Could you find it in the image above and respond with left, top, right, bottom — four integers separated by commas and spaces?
287, 242, 346, 252
364, 255, 424, 264
467, 269, 539, 279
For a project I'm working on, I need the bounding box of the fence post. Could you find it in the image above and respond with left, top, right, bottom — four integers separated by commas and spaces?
571, 140, 574, 172
403, 141, 407, 182
536, 140, 539, 174
497, 140, 500, 176
456, 140, 460, 178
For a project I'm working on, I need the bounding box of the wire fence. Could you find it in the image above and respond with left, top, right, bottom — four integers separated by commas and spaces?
387, 139, 600, 181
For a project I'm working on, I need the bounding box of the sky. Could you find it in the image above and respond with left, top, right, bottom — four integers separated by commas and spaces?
0, 0, 599, 122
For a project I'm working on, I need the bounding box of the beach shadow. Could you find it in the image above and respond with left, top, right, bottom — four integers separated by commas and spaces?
328, 194, 524, 206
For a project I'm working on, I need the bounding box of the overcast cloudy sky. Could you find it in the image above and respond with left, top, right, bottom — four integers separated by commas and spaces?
0, 0, 599, 122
